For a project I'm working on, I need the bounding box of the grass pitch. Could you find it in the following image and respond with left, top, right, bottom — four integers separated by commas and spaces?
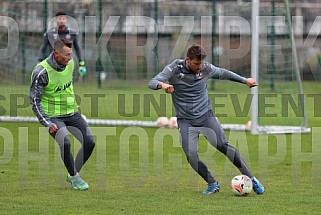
0, 81, 321, 214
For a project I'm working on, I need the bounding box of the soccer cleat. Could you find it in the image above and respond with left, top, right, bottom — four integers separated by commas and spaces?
251, 177, 264, 195
70, 175, 89, 191
66, 174, 72, 183
203, 181, 220, 195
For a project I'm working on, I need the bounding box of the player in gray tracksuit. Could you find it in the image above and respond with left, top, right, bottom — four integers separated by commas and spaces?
148, 44, 264, 195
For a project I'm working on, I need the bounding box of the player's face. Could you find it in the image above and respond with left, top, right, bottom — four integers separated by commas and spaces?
54, 45, 72, 66
186, 57, 203, 73
56, 15, 67, 29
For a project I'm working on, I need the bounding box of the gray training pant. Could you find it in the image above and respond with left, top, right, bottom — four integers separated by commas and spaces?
177, 110, 253, 184
50, 112, 95, 176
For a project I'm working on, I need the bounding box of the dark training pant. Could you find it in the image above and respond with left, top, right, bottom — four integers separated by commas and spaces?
177, 110, 253, 184
50, 112, 95, 176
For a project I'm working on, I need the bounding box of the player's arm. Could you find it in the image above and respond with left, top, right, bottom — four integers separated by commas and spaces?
73, 34, 87, 76
208, 64, 258, 87
37, 33, 50, 62
148, 63, 175, 93
29, 67, 57, 133
73, 34, 83, 62
245, 78, 258, 88
157, 82, 174, 93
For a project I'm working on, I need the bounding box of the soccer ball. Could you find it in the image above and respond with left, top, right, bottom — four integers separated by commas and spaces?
245, 120, 251, 130
157, 117, 169, 128
230, 175, 253, 196
168, 117, 178, 128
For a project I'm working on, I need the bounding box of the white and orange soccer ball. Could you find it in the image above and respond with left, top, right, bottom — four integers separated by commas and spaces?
157, 117, 169, 128
245, 120, 251, 130
168, 117, 178, 128
230, 175, 253, 196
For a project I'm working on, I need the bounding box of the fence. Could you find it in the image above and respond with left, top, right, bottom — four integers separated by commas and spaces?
1, 0, 321, 85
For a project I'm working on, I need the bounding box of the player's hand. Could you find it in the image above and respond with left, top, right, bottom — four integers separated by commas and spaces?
159, 83, 174, 93
79, 61, 87, 76
48, 123, 58, 135
246, 78, 258, 88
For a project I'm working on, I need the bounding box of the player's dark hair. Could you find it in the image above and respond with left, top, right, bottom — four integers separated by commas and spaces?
187, 44, 207, 60
55, 11, 67, 16
54, 38, 73, 52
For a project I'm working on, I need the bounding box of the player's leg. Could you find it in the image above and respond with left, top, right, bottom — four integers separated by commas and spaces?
203, 111, 264, 194
177, 119, 220, 194
202, 111, 253, 177
50, 118, 77, 176
178, 119, 215, 183
65, 112, 95, 173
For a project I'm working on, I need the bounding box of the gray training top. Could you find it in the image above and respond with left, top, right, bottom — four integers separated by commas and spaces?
148, 59, 247, 119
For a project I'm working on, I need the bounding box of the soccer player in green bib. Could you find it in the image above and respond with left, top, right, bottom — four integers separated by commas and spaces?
30, 39, 95, 191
